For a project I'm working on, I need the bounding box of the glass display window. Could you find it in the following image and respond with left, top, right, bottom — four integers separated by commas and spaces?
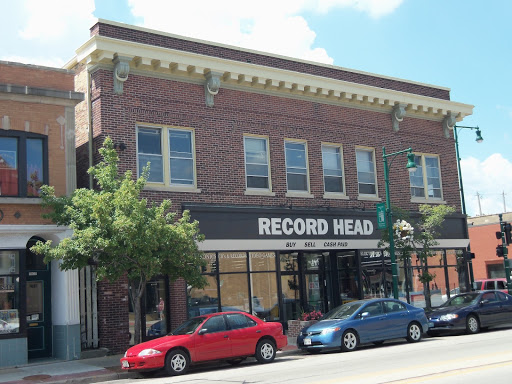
0, 251, 20, 335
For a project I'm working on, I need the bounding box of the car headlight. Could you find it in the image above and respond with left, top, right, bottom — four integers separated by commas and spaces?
439, 314, 459, 321
321, 327, 341, 335
138, 348, 162, 356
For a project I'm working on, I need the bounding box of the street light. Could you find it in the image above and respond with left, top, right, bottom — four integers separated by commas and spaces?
383, 147, 417, 299
453, 125, 484, 288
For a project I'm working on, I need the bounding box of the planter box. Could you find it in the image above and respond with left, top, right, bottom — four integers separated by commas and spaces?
286, 320, 318, 346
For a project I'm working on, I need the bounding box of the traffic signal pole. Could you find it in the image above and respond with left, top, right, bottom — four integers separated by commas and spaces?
498, 214, 512, 295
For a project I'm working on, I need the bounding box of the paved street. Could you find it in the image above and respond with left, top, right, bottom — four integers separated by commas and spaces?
104, 326, 512, 383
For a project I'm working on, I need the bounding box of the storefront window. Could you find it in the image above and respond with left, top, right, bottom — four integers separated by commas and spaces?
219, 273, 248, 312
337, 251, 359, 303
0, 251, 20, 335
218, 252, 247, 272
250, 272, 278, 321
188, 275, 219, 317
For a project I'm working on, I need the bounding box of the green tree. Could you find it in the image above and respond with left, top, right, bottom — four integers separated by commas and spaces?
379, 204, 455, 311
30, 138, 206, 344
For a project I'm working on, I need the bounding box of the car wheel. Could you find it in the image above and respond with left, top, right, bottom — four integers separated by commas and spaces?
341, 330, 359, 352
227, 357, 246, 365
255, 339, 276, 363
165, 349, 189, 376
406, 322, 422, 342
466, 315, 480, 334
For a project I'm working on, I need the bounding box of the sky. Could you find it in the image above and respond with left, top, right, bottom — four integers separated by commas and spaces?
1, 0, 511, 217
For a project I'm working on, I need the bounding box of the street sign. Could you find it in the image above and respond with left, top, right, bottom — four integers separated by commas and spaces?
376, 203, 387, 230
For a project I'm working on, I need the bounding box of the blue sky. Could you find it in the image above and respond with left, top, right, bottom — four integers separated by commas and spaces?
1, 0, 511, 217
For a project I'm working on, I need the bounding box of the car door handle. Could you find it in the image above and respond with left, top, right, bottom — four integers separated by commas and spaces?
256, 330, 261, 333
379, 317, 386, 320
224, 335, 229, 338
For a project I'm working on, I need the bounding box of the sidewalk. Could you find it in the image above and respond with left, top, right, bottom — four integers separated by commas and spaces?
0, 345, 299, 384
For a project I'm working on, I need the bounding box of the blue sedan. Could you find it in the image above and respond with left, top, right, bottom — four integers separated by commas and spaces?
427, 290, 512, 335
296, 298, 429, 353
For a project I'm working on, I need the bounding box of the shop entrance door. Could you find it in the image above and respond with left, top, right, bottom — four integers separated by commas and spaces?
303, 252, 328, 313
26, 246, 52, 359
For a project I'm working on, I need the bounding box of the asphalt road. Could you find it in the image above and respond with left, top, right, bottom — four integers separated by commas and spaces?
106, 326, 512, 383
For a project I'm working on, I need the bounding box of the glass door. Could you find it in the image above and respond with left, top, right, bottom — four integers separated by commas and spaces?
303, 252, 327, 313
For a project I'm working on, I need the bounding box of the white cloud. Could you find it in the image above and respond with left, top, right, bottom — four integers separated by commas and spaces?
18, 0, 96, 42
461, 154, 512, 217
128, 0, 403, 64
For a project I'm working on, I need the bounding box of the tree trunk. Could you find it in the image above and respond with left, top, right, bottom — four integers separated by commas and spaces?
129, 278, 146, 345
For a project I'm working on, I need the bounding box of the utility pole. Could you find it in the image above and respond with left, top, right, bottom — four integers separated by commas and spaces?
476, 192, 483, 216
503, 191, 507, 213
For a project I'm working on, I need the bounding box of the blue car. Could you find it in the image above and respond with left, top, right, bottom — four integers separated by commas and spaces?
427, 290, 512, 335
297, 298, 429, 353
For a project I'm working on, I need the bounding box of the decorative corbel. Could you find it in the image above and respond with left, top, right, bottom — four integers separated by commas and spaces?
391, 104, 407, 132
205, 71, 222, 107
113, 55, 131, 95
442, 113, 457, 138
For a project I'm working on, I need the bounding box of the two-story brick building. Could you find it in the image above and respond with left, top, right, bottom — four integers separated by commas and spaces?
66, 19, 474, 354
0, 61, 83, 367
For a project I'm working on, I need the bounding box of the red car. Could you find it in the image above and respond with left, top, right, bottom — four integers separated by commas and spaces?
120, 311, 287, 376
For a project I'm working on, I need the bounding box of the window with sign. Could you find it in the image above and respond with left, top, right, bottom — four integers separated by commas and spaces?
0, 251, 20, 335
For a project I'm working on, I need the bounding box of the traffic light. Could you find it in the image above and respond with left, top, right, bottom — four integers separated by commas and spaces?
504, 223, 512, 245
496, 245, 504, 257
466, 252, 475, 261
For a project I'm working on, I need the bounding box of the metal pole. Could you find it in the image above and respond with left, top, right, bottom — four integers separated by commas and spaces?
383, 147, 399, 299
499, 214, 512, 295
454, 126, 475, 288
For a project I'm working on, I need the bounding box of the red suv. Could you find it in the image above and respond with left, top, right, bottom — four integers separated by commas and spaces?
473, 278, 508, 293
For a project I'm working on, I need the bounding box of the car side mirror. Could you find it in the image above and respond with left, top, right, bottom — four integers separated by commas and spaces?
479, 300, 488, 306
359, 312, 369, 319
198, 328, 207, 335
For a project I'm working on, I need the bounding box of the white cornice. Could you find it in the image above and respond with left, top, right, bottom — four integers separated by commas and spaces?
69, 34, 473, 122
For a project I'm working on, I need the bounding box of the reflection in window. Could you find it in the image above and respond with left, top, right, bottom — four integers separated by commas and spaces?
145, 279, 167, 338
250, 272, 278, 321
0, 251, 20, 334
356, 148, 377, 195
187, 276, 220, 317
244, 136, 270, 190
219, 273, 248, 312
285, 140, 308, 192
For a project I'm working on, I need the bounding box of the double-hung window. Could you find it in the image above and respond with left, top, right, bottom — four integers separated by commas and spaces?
322, 144, 345, 194
285, 140, 309, 193
356, 147, 377, 197
244, 135, 270, 190
137, 125, 196, 188
409, 154, 442, 200
0, 131, 47, 197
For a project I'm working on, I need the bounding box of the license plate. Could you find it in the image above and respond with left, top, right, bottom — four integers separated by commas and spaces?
122, 360, 129, 368
304, 338, 312, 346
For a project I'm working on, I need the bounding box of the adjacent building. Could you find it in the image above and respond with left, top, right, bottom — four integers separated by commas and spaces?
63, 19, 476, 355
0, 61, 83, 367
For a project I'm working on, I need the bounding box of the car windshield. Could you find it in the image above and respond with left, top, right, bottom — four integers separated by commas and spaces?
443, 293, 480, 307
323, 301, 364, 320
169, 316, 206, 335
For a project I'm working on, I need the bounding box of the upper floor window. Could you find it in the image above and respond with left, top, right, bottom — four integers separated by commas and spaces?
137, 125, 196, 187
356, 147, 377, 196
0, 131, 47, 197
322, 144, 344, 194
244, 136, 270, 190
409, 154, 442, 200
285, 140, 309, 192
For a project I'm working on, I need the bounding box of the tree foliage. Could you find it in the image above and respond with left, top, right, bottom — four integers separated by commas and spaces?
31, 137, 206, 343
379, 204, 456, 310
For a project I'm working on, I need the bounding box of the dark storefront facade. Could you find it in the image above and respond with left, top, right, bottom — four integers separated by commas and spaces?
184, 204, 471, 328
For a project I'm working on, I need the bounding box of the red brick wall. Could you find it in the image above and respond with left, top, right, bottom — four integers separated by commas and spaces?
96, 278, 130, 353
81, 68, 461, 216
0, 62, 74, 225
0, 62, 75, 91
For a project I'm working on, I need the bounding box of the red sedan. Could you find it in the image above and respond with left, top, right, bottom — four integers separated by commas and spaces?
120, 311, 287, 376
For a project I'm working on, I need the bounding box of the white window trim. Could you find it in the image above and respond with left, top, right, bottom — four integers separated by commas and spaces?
409, 153, 444, 202
243, 134, 272, 194
136, 124, 198, 191
355, 146, 379, 199
321, 142, 347, 198
284, 138, 311, 195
